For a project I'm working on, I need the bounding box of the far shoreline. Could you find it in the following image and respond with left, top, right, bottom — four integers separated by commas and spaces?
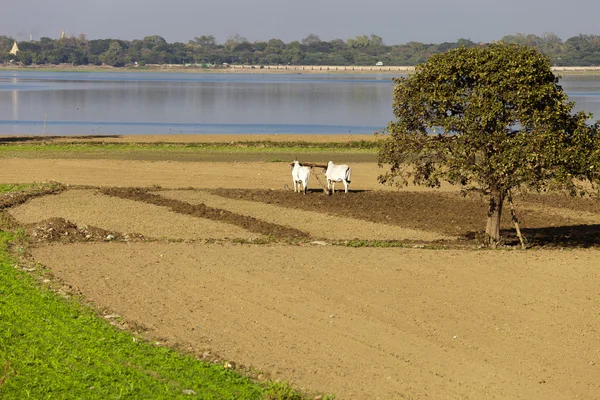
2, 63, 600, 76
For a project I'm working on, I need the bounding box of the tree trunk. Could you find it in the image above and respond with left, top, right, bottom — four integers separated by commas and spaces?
485, 190, 505, 248
507, 191, 526, 250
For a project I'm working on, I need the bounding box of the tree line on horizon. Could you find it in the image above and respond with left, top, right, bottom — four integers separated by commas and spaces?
1, 32, 599, 68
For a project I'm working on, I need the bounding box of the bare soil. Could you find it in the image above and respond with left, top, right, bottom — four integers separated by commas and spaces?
156, 189, 453, 242
10, 189, 265, 242
3, 135, 600, 399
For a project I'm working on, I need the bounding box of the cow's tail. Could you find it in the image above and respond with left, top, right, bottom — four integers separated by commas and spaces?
346, 167, 352, 184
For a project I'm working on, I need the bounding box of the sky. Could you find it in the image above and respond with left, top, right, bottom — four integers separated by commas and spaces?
3, 0, 599, 45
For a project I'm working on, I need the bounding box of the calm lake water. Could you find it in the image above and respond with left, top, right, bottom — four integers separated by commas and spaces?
0, 71, 599, 135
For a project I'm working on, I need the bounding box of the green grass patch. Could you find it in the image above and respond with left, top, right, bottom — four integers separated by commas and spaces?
335, 239, 406, 248
0, 142, 378, 163
0, 140, 379, 153
0, 182, 62, 194
334, 240, 457, 249
0, 183, 37, 194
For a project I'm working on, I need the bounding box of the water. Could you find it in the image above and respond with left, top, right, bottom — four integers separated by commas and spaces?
557, 75, 600, 120
0, 71, 599, 136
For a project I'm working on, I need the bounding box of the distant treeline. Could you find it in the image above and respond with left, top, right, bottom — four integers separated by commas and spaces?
1, 33, 600, 67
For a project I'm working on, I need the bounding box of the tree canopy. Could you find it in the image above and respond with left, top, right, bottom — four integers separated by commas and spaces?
2, 32, 600, 67
377, 42, 600, 246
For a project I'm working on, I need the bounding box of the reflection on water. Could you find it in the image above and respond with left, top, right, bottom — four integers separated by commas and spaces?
0, 71, 599, 135
0, 72, 394, 135
11, 77, 18, 123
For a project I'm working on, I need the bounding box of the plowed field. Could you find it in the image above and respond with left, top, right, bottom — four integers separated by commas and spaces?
3, 134, 600, 399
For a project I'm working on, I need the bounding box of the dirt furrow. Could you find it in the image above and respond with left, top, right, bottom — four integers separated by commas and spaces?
156, 189, 454, 242
9, 189, 260, 241
100, 187, 310, 241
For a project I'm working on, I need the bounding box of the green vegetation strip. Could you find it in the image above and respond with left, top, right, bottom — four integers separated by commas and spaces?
0, 186, 307, 399
0, 183, 63, 195
0, 140, 379, 153
336, 239, 406, 248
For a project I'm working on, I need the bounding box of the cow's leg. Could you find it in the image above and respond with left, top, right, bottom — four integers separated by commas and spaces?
343, 180, 349, 193
303, 182, 307, 195
331, 182, 336, 194
293, 180, 298, 193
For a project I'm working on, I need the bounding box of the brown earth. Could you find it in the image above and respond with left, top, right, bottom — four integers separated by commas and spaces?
3, 135, 600, 399
9, 189, 265, 242
0, 159, 386, 190
155, 189, 454, 242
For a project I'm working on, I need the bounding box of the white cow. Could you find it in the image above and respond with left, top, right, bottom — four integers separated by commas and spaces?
290, 160, 311, 194
325, 161, 352, 194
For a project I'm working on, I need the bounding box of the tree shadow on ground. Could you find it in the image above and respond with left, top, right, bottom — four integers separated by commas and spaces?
289, 188, 369, 194
500, 224, 600, 248
0, 135, 122, 144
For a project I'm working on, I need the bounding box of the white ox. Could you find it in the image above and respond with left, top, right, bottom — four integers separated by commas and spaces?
290, 160, 311, 194
325, 161, 352, 193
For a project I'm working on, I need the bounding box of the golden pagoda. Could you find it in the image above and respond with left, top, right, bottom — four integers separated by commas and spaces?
9, 41, 19, 55
60, 29, 66, 39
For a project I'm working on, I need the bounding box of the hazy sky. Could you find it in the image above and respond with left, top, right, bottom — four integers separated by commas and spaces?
3, 0, 599, 44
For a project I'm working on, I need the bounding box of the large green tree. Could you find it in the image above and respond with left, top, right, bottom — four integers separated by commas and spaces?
99, 41, 126, 67
378, 42, 600, 247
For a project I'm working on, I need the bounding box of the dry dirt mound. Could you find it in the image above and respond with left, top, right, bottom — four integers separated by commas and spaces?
30, 242, 600, 400
26, 217, 143, 243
